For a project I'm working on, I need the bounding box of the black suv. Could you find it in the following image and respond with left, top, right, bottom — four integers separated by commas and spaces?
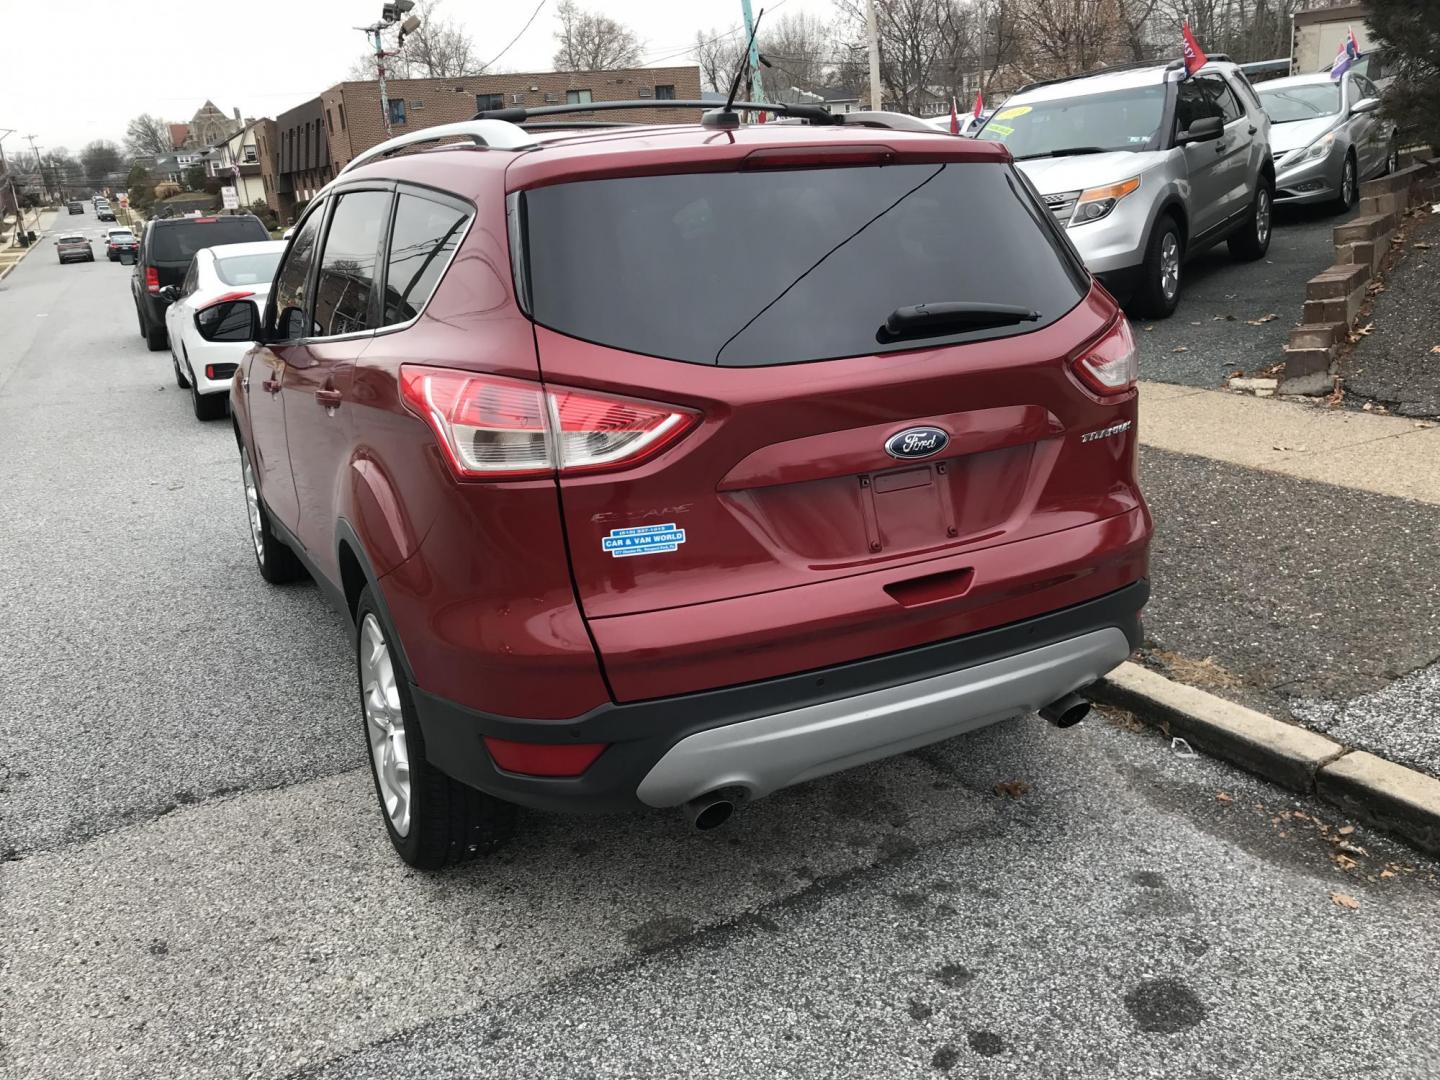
131, 213, 270, 351
67, 201, 83, 215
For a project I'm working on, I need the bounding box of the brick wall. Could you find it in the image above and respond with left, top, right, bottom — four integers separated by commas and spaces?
322, 66, 703, 170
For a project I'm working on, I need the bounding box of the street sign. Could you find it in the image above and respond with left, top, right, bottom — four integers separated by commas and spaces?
221, 186, 239, 210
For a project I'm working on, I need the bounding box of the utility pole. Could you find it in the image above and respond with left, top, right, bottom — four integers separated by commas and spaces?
740, 0, 765, 109
0, 129, 27, 246
865, 0, 883, 111
359, 2, 419, 141
25, 135, 49, 203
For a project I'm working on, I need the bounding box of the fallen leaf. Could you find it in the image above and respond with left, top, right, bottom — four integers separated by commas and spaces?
993, 780, 1030, 798
1330, 892, 1360, 910
1143, 325, 1155, 332
1380, 869, 1396, 879
1355, 322, 1374, 336
1337, 825, 1356, 836
1430, 346, 1440, 354
1333, 853, 1358, 871
1216, 792, 1233, 803
1336, 842, 1368, 857
1190, 320, 1202, 326
1245, 313, 1279, 325
1171, 346, 1188, 353
1415, 242, 1432, 250
1362, 401, 1375, 411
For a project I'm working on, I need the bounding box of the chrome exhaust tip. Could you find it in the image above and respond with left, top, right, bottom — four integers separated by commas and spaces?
1039, 692, 1090, 729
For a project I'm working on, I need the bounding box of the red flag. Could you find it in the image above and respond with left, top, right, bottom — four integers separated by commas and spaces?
973, 90, 984, 120
949, 97, 959, 135
1181, 21, 1208, 76
757, 110, 768, 124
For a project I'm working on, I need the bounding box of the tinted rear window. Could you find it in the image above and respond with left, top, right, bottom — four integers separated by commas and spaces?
215, 251, 282, 286
521, 163, 1085, 366
150, 218, 269, 263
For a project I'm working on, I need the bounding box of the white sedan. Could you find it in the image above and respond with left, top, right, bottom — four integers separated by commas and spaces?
163, 241, 286, 420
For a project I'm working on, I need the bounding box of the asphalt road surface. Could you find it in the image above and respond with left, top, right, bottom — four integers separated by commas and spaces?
1134, 203, 1353, 386
2, 213, 1438, 1080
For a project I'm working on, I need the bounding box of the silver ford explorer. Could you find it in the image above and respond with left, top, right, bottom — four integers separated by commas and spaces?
978, 58, 1275, 318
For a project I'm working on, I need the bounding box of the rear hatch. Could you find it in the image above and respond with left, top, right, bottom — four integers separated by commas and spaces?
509, 136, 1146, 700
147, 216, 270, 287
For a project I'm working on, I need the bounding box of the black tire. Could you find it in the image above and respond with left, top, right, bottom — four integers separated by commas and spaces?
172, 350, 190, 389
238, 441, 305, 584
1129, 214, 1183, 320
355, 585, 516, 869
1228, 180, 1273, 262
145, 320, 168, 352
1334, 152, 1358, 213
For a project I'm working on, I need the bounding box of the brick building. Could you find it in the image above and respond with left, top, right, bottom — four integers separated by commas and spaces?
261, 66, 702, 223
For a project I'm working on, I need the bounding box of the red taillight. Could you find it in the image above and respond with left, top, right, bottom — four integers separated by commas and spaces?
482, 737, 608, 777
742, 144, 898, 170
1071, 318, 1139, 396
399, 365, 699, 480
204, 289, 256, 308
193, 217, 218, 224
145, 266, 159, 294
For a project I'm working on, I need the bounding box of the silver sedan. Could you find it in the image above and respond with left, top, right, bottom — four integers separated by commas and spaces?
1260, 70, 1398, 211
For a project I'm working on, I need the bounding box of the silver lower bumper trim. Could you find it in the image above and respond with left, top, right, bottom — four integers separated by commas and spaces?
635, 628, 1132, 807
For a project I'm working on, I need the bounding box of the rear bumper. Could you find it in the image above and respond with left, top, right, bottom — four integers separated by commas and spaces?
414, 579, 1147, 813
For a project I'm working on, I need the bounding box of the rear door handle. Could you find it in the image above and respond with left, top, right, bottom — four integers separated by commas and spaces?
261, 378, 282, 395
315, 388, 343, 408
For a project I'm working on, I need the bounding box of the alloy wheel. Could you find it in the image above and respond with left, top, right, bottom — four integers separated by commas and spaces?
360, 614, 412, 837
1255, 188, 1271, 247
1160, 233, 1181, 302
240, 446, 265, 565
1342, 158, 1355, 206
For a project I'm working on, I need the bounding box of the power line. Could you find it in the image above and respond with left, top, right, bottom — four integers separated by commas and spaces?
480, 0, 548, 72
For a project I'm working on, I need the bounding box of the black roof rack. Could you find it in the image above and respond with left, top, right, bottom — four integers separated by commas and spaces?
473, 99, 839, 127
1016, 58, 1186, 95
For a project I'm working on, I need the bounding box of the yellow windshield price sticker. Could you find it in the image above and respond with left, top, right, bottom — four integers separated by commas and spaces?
986, 123, 1015, 138
994, 106, 1032, 121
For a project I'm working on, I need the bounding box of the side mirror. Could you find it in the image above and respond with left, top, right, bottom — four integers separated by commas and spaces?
195, 298, 260, 343
1177, 115, 1224, 144
158, 285, 181, 303
1351, 96, 1381, 115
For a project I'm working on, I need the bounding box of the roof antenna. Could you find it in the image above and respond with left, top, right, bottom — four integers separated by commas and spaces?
703, 8, 764, 130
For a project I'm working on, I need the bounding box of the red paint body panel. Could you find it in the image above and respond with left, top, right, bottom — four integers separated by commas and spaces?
232, 127, 1150, 731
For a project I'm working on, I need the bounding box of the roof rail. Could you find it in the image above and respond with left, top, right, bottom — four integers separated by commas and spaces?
1016, 58, 1184, 95
473, 99, 839, 127
831, 111, 944, 132
339, 119, 537, 176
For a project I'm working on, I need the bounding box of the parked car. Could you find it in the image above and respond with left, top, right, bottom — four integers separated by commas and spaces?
976, 59, 1274, 318
55, 234, 94, 263
105, 228, 139, 261
130, 213, 271, 352
199, 115, 1152, 868
1258, 70, 1397, 210
96, 206, 117, 222
67, 201, 84, 215
161, 240, 286, 420
924, 110, 994, 137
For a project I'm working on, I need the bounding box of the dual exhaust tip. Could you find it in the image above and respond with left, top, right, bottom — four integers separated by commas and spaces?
679, 693, 1090, 832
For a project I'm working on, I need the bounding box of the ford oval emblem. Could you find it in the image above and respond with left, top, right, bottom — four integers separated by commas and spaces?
884, 426, 949, 460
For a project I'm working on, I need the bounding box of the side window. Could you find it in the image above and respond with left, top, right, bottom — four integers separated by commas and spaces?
272, 205, 325, 341
1354, 75, 1380, 102
1176, 76, 1231, 132
312, 190, 390, 337
1214, 80, 1243, 125
380, 194, 470, 326
388, 98, 406, 126
181, 259, 200, 297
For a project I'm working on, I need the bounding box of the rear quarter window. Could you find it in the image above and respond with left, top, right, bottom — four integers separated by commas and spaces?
520, 162, 1087, 366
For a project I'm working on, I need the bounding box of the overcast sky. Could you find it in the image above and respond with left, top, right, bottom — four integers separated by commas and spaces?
8, 0, 834, 153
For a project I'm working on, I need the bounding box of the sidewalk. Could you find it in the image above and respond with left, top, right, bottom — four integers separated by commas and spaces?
1135, 381, 1440, 781
0, 207, 60, 281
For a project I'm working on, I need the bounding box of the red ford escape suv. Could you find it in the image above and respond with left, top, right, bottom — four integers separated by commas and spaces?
198, 101, 1151, 868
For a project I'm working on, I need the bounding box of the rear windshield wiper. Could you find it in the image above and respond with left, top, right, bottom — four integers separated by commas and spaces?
1014, 146, 1109, 161
879, 302, 1040, 343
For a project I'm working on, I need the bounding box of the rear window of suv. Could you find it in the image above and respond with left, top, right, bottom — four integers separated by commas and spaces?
149, 217, 270, 264
520, 163, 1086, 366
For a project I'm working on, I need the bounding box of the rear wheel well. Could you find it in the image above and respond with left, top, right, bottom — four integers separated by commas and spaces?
338, 540, 368, 621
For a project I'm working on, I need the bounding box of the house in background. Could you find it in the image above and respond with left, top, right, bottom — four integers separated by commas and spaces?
206, 121, 268, 209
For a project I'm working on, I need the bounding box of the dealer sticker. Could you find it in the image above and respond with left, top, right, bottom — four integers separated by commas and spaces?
602, 523, 687, 558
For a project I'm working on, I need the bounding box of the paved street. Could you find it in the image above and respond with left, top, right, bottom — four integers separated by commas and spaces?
3, 210, 1439, 1079
1134, 204, 1352, 386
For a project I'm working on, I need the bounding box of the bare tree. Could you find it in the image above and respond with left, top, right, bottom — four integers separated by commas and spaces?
124, 114, 172, 159
694, 28, 746, 92
757, 12, 836, 101
1015, 0, 1117, 77
836, 0, 964, 114
80, 140, 123, 181
552, 0, 642, 71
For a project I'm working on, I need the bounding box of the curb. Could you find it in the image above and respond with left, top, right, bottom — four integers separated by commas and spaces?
1088, 662, 1440, 856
